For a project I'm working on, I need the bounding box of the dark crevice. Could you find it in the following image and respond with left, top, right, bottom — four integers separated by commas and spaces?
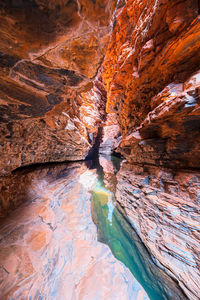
11, 159, 84, 174
85, 126, 104, 167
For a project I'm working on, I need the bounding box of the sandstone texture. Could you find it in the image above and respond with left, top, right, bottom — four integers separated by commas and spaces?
0, 0, 115, 175
0, 0, 200, 299
0, 162, 149, 300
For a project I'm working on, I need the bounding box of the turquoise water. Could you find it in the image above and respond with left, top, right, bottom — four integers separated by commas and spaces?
91, 156, 186, 300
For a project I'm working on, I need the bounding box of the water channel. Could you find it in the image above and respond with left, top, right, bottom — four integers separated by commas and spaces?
91, 155, 186, 300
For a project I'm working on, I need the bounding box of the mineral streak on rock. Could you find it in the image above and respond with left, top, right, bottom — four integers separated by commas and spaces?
0, 0, 116, 175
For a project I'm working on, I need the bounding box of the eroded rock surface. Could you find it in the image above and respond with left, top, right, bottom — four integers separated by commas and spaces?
0, 0, 116, 175
0, 162, 149, 300
97, 155, 188, 300
119, 72, 200, 169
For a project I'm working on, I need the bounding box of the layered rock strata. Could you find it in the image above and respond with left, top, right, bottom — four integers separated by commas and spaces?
98, 155, 188, 300
0, 0, 200, 298
0, 0, 116, 175
116, 162, 200, 300
118, 72, 200, 169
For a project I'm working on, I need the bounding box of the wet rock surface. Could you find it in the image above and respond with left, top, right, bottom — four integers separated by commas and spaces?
0, 162, 149, 300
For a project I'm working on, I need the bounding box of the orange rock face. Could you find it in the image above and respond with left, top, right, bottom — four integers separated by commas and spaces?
119, 71, 200, 168
103, 0, 200, 168
0, 0, 116, 175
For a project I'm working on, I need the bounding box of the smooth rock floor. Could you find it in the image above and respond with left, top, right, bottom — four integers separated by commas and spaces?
0, 162, 148, 300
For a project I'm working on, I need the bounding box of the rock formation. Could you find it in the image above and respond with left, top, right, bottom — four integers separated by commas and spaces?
0, 0, 200, 299
103, 0, 200, 169
102, 0, 200, 299
116, 162, 200, 300
0, 0, 115, 175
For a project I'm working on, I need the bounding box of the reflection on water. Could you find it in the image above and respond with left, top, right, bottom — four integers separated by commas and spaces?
107, 195, 114, 224
91, 155, 187, 300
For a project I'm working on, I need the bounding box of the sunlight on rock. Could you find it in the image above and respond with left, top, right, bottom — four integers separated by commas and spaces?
79, 170, 98, 190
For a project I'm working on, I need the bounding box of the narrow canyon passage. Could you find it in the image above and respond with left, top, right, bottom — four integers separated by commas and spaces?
0, 0, 200, 299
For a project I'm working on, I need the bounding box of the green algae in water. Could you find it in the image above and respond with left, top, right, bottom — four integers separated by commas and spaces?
92, 169, 187, 300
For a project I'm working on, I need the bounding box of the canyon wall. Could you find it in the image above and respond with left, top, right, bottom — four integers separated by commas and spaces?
103, 0, 200, 170
0, 0, 115, 175
0, 0, 200, 299
103, 0, 200, 299
116, 163, 200, 300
